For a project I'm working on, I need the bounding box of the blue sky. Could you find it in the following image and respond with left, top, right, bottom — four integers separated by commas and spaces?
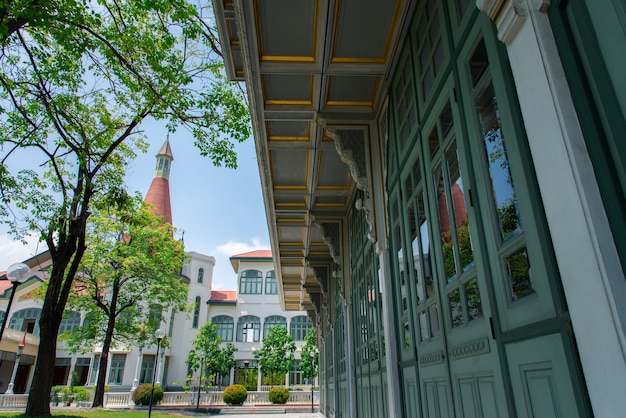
0, 126, 270, 291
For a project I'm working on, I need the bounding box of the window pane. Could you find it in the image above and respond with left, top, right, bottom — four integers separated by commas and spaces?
476, 80, 522, 241
465, 278, 483, 321
506, 247, 535, 301
445, 140, 474, 272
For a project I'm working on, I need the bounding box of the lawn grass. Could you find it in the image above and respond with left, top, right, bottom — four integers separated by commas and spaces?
0, 410, 204, 418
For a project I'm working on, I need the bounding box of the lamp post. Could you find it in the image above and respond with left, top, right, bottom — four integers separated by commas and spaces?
0, 263, 31, 342
310, 350, 315, 413
5, 332, 26, 394
196, 356, 204, 411
148, 329, 164, 418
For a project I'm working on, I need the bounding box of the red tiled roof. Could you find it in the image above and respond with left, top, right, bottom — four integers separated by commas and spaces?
158, 139, 174, 159
144, 177, 173, 225
209, 290, 237, 302
230, 250, 272, 259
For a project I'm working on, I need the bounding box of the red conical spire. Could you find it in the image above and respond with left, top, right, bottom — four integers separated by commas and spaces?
144, 138, 174, 226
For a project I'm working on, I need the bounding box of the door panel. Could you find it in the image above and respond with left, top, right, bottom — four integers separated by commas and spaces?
506, 334, 580, 418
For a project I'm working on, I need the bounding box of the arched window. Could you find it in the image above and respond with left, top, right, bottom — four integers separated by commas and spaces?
289, 315, 312, 341
148, 304, 163, 331
192, 296, 201, 329
236, 315, 261, 342
197, 268, 204, 284
263, 315, 287, 337
213, 315, 234, 341
239, 270, 262, 294
9, 307, 41, 336
59, 311, 81, 334
265, 270, 277, 294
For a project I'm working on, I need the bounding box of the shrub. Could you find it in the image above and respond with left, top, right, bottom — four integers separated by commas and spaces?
222, 384, 247, 405
268, 387, 289, 404
73, 386, 91, 402
132, 383, 164, 405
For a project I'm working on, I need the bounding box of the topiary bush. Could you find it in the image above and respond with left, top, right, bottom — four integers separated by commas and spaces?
222, 384, 247, 405
268, 387, 289, 404
72, 386, 91, 402
132, 383, 164, 405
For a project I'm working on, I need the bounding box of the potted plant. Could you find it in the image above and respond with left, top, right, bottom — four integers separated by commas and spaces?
222, 384, 247, 406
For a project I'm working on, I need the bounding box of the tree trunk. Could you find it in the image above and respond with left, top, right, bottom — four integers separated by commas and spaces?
92, 282, 119, 407
24, 308, 60, 416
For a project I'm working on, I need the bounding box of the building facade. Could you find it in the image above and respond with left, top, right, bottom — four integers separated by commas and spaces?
207, 250, 313, 391
213, 1, 626, 417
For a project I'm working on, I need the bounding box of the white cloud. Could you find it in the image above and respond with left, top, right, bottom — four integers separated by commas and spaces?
214, 236, 269, 257
0, 233, 43, 269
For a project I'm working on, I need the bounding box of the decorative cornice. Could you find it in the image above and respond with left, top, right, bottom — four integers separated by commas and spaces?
419, 350, 445, 367
449, 337, 491, 360
326, 128, 369, 191
476, 0, 527, 44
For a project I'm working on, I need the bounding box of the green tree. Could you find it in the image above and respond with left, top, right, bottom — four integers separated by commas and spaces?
0, 1, 250, 415
300, 328, 319, 384
187, 322, 237, 389
254, 324, 297, 388
59, 195, 188, 407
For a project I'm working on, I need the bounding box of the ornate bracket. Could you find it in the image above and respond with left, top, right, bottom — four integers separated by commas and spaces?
326, 127, 369, 191
318, 222, 341, 265
476, 0, 527, 44
312, 266, 329, 296
355, 194, 377, 245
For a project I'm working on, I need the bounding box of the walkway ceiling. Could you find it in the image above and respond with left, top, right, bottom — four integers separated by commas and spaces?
213, 0, 410, 312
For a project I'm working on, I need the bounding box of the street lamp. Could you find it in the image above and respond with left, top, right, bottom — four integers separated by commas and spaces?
196, 356, 204, 411
0, 263, 31, 342
5, 332, 26, 394
148, 329, 165, 418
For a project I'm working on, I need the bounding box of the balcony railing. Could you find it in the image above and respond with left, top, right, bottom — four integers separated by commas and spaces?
0, 390, 319, 409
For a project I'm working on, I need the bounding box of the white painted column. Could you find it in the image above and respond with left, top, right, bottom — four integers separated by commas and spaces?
481, 1, 626, 415
370, 114, 403, 418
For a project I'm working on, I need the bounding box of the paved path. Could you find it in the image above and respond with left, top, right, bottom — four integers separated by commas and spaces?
212, 414, 323, 418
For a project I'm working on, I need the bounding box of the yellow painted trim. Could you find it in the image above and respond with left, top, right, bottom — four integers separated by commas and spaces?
325, 76, 380, 107
255, 0, 319, 65
266, 100, 313, 106
274, 185, 308, 190
330, 57, 386, 64
317, 184, 351, 191
261, 56, 316, 63
329, 0, 403, 65
326, 100, 373, 106
276, 218, 306, 223
269, 136, 310, 141
275, 202, 307, 207
315, 202, 346, 207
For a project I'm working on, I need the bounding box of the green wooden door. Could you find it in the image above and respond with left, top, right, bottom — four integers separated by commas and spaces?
386, 2, 590, 417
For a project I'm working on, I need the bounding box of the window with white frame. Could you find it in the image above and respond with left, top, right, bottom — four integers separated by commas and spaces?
265, 270, 277, 294
58, 311, 81, 334
289, 315, 312, 341
213, 315, 234, 341
239, 270, 262, 294
139, 354, 156, 384
108, 354, 126, 384
198, 268, 204, 284
236, 315, 261, 342
263, 315, 287, 337
192, 296, 201, 328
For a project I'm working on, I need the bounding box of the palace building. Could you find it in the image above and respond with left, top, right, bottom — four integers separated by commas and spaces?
212, 1, 626, 417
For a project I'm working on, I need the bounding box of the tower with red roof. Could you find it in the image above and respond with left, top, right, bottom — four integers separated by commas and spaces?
144, 138, 174, 225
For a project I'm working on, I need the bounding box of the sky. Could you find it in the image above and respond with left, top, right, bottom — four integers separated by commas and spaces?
0, 122, 271, 291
